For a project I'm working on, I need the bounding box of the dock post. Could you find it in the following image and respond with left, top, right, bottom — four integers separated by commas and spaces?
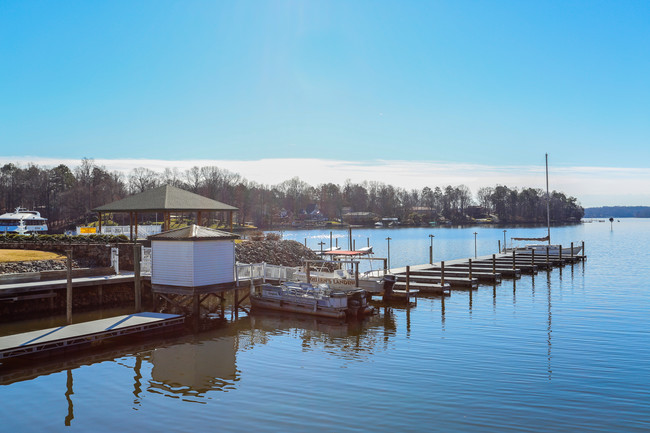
429, 245, 433, 265
559, 245, 563, 262
582, 241, 585, 257
512, 250, 516, 271
355, 262, 359, 288
498, 240, 501, 254
492, 254, 496, 274
383, 258, 388, 275
441, 261, 445, 286
571, 242, 574, 259
66, 248, 73, 325
353, 239, 356, 251
306, 264, 311, 284
330, 232, 333, 250
468, 259, 472, 280
546, 246, 550, 266
134, 244, 141, 313
406, 266, 410, 294
532, 249, 535, 267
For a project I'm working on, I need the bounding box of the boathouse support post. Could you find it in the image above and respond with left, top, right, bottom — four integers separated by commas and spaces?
134, 244, 142, 312
66, 248, 73, 325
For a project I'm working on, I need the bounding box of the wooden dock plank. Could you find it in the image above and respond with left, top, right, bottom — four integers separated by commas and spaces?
0, 272, 146, 298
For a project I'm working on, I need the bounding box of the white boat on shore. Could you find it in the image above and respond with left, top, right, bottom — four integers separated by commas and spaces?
250, 281, 374, 319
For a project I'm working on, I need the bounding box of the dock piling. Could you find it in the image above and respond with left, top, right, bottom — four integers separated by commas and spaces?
66, 248, 73, 325
441, 261, 445, 285
134, 244, 142, 313
406, 266, 410, 294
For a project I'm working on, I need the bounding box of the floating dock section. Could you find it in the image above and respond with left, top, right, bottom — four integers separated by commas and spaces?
0, 312, 184, 361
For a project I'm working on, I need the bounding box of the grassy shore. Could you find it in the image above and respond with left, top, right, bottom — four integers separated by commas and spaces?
0, 250, 66, 263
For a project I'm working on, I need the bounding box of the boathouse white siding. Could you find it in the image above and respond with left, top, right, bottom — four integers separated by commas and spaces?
150, 225, 237, 288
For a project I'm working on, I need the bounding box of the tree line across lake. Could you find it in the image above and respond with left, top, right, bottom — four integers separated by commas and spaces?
0, 159, 584, 231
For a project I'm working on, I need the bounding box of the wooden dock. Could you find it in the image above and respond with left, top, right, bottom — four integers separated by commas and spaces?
0, 271, 146, 302
390, 249, 586, 292
0, 312, 183, 361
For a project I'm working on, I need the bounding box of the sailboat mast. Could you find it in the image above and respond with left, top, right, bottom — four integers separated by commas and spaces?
545, 153, 551, 245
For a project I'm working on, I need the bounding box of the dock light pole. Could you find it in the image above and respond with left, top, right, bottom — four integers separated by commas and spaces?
429, 234, 435, 264
474, 232, 478, 258
503, 230, 507, 252
386, 237, 392, 270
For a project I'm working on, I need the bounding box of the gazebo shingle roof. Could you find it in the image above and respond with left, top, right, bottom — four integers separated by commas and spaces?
93, 185, 238, 212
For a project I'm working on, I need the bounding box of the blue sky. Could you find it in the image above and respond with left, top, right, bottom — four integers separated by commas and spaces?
1, 1, 649, 205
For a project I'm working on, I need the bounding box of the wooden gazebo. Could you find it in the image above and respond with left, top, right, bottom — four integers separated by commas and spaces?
93, 185, 238, 239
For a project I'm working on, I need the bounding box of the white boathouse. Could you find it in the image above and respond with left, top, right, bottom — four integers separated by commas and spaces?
148, 225, 240, 316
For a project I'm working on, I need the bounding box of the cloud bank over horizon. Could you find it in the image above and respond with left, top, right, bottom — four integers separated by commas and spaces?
1, 156, 647, 208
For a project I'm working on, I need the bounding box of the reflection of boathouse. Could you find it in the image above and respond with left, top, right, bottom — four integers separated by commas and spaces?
150, 336, 238, 395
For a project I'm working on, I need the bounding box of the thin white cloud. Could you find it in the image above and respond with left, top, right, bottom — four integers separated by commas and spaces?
1, 156, 649, 207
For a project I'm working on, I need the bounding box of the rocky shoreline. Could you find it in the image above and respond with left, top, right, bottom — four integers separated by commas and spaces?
235, 240, 320, 267
0, 258, 99, 274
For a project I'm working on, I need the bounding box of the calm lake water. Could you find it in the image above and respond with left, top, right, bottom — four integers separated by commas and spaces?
2, 220, 649, 432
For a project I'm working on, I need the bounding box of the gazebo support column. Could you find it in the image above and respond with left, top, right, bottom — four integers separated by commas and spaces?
98, 212, 102, 234
129, 212, 133, 240
135, 212, 139, 239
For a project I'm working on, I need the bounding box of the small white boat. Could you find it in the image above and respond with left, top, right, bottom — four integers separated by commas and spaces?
250, 281, 374, 319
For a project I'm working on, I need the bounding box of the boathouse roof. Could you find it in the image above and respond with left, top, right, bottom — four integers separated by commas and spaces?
149, 224, 239, 241
93, 185, 238, 212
